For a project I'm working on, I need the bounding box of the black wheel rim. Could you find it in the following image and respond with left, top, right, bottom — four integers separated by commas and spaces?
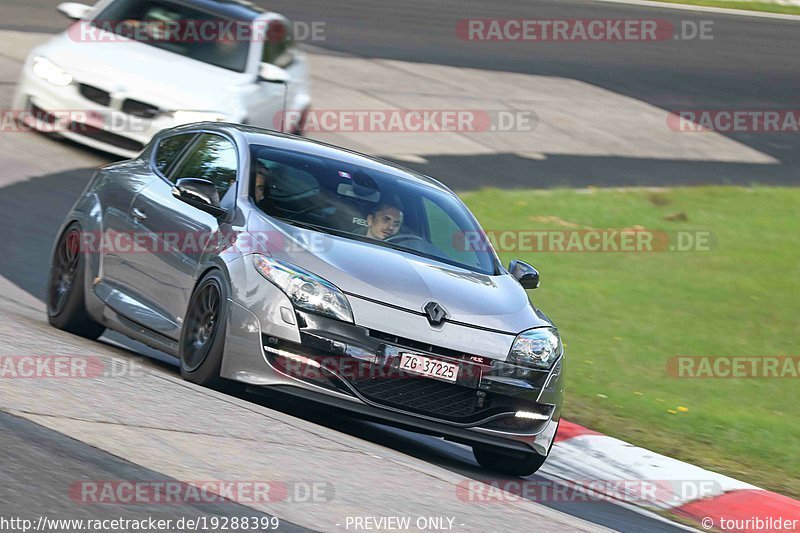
183, 281, 221, 371
48, 228, 81, 315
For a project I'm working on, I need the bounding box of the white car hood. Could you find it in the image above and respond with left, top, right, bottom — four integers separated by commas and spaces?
38, 32, 252, 111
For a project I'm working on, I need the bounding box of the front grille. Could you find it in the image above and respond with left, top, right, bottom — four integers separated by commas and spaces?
71, 125, 145, 152
264, 330, 543, 425
353, 377, 490, 420
78, 84, 111, 106
122, 98, 160, 119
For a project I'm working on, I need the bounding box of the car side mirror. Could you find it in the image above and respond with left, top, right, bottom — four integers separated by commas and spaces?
172, 178, 228, 219
509, 259, 540, 289
57, 2, 91, 20
258, 63, 290, 84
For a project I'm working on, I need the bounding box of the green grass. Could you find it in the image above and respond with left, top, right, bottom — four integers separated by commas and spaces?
649, 0, 800, 15
461, 186, 800, 498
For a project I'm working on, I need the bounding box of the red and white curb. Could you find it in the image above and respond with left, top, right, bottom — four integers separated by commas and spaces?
544, 420, 800, 531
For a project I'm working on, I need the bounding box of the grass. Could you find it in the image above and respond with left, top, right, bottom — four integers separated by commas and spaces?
461, 186, 800, 498
647, 0, 800, 15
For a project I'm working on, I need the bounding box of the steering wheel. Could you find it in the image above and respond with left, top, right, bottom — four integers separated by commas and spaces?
385, 233, 427, 245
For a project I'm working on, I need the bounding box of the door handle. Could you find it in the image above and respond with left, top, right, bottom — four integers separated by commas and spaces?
132, 207, 147, 221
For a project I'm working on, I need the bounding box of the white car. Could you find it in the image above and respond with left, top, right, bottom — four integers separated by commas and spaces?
13, 0, 311, 158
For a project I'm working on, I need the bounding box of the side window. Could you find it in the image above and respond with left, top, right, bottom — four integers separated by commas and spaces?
261, 19, 294, 68
154, 133, 196, 175
171, 134, 238, 196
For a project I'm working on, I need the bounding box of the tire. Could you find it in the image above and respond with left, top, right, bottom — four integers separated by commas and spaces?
47, 223, 105, 340
179, 270, 229, 388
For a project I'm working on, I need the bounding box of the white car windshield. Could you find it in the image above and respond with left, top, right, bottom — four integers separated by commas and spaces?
250, 145, 500, 275
92, 0, 250, 73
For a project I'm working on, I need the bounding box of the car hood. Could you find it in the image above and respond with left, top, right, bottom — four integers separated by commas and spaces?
37, 32, 251, 110
248, 214, 550, 334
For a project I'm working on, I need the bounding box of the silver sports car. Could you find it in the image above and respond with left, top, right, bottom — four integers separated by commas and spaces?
47, 123, 564, 476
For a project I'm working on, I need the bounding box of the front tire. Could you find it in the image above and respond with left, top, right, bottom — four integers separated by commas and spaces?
47, 223, 105, 340
179, 270, 229, 388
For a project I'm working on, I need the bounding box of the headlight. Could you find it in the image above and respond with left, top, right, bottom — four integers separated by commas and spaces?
32, 57, 73, 87
507, 327, 563, 370
169, 111, 227, 124
253, 255, 353, 323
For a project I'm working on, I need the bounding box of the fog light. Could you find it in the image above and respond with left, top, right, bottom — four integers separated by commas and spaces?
515, 411, 549, 421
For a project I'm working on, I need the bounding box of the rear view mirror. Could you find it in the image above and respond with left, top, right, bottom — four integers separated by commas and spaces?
172, 178, 228, 219
509, 259, 540, 289
57, 2, 91, 20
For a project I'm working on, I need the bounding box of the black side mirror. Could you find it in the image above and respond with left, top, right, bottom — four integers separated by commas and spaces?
509, 259, 540, 289
172, 178, 228, 219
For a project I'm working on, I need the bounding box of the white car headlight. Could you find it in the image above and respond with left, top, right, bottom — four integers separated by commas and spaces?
32, 56, 73, 87
507, 327, 563, 370
170, 111, 227, 124
253, 255, 353, 323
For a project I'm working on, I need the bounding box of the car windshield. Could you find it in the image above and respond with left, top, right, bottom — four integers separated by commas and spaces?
92, 0, 249, 73
250, 145, 499, 275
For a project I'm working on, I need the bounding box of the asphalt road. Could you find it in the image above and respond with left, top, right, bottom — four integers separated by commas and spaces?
0, 411, 305, 532
5, 0, 800, 186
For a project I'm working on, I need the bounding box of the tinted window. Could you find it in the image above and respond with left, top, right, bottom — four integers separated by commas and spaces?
250, 145, 497, 275
93, 0, 250, 72
154, 133, 195, 175
261, 19, 294, 68
172, 134, 238, 196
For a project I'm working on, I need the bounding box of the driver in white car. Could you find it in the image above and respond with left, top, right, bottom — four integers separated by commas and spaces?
366, 204, 404, 240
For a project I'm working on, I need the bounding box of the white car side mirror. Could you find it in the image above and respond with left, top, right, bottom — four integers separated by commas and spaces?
57, 2, 92, 20
258, 63, 290, 84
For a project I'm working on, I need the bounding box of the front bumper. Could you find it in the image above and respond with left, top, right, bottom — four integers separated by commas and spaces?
223, 294, 564, 456
13, 70, 178, 159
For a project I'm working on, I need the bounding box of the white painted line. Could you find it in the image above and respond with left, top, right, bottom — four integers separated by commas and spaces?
592, 0, 800, 21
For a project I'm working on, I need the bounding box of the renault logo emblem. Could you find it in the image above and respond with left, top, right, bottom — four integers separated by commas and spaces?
423, 301, 448, 326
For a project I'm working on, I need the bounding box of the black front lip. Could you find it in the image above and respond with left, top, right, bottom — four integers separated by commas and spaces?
246, 384, 543, 456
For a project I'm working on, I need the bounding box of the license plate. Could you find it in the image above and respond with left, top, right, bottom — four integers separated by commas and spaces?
399, 352, 459, 382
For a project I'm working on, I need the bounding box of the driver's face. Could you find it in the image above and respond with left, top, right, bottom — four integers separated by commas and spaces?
254, 173, 267, 202
367, 207, 403, 240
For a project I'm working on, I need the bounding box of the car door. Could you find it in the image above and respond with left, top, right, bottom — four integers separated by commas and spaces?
246, 16, 303, 131
121, 132, 239, 339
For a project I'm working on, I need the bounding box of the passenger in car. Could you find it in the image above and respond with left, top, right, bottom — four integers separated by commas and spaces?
254, 163, 271, 203
365, 203, 404, 240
